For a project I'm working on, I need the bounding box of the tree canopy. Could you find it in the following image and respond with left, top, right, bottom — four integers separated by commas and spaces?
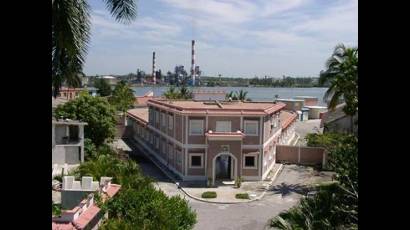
52, 0, 137, 97
54, 94, 116, 146
94, 78, 112, 97
109, 80, 135, 112
320, 44, 358, 116
163, 85, 193, 99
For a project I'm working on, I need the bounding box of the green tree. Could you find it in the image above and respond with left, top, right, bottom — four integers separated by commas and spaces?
236, 89, 248, 101
319, 44, 358, 116
271, 134, 358, 229
226, 91, 238, 100
52, 0, 137, 97
179, 85, 192, 99
103, 187, 197, 230
163, 86, 179, 99
94, 78, 112, 96
109, 80, 135, 112
54, 94, 116, 146
84, 138, 97, 161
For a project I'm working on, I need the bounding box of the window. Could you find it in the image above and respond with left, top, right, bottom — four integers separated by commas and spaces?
216, 121, 231, 132
243, 154, 257, 169
189, 119, 204, 135
155, 137, 159, 149
168, 144, 174, 160
161, 141, 166, 154
168, 115, 173, 130
244, 120, 258, 136
189, 153, 203, 168
161, 113, 166, 128
155, 111, 160, 124
176, 150, 182, 165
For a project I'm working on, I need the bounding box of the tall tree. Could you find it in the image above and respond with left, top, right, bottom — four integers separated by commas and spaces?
109, 80, 135, 112
95, 78, 112, 96
52, 0, 137, 97
54, 93, 116, 146
319, 44, 358, 116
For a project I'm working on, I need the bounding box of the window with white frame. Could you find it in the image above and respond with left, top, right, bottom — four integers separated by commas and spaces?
189, 153, 203, 168
216, 121, 231, 132
168, 114, 174, 130
176, 149, 182, 165
189, 119, 204, 135
161, 113, 166, 128
168, 144, 174, 160
155, 111, 160, 124
243, 154, 257, 169
155, 137, 159, 149
244, 120, 258, 136
161, 141, 166, 154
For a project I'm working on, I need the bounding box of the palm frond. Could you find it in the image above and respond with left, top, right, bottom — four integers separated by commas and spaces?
103, 0, 137, 23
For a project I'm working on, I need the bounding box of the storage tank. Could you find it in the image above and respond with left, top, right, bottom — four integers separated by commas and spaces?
301, 108, 309, 121
276, 99, 305, 111
294, 96, 319, 106
305, 106, 328, 119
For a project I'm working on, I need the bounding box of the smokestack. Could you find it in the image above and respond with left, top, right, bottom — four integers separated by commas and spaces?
191, 40, 195, 86
152, 51, 156, 84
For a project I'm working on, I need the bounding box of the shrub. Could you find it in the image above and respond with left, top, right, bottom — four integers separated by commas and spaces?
104, 187, 197, 229
235, 193, 250, 199
201, 191, 217, 199
52, 202, 62, 216
235, 176, 243, 188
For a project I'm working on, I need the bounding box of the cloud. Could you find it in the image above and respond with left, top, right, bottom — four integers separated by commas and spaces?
83, 0, 358, 77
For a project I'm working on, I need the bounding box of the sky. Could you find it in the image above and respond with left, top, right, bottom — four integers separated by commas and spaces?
84, 0, 358, 77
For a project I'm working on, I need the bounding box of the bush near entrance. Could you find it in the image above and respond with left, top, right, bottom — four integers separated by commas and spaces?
201, 191, 217, 199
235, 193, 250, 199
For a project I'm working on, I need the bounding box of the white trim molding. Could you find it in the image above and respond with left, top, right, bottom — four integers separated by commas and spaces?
244, 120, 259, 136
243, 153, 258, 169
189, 153, 204, 168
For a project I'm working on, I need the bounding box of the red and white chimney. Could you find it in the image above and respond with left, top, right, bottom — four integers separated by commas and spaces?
191, 40, 196, 86
152, 51, 156, 84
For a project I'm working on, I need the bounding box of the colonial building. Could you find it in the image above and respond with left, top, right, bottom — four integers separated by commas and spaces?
126, 99, 297, 185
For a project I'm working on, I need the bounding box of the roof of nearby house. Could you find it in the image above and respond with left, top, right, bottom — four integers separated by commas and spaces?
52, 119, 87, 125
320, 103, 347, 127
146, 99, 286, 116
52, 97, 69, 108
134, 96, 162, 107
280, 110, 298, 129
127, 108, 149, 124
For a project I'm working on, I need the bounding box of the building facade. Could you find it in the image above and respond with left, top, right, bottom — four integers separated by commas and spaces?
126, 100, 297, 185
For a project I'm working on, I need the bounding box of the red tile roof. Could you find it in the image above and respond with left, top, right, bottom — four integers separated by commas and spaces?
106, 184, 121, 198
135, 96, 162, 107
72, 204, 101, 230
52, 222, 75, 230
127, 108, 149, 124
280, 110, 298, 129
146, 99, 286, 116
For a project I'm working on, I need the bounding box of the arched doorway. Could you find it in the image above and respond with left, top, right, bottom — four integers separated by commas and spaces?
212, 152, 237, 185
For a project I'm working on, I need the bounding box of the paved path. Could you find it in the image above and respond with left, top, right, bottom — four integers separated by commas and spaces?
122, 139, 315, 230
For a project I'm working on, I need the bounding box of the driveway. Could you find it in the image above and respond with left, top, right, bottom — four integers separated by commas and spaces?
121, 139, 323, 230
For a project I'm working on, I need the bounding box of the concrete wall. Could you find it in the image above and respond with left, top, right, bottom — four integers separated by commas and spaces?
324, 115, 357, 134
263, 113, 281, 143
276, 145, 325, 166
61, 190, 90, 210
53, 145, 81, 164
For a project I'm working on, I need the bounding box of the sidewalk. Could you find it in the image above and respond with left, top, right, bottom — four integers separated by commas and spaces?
181, 163, 283, 203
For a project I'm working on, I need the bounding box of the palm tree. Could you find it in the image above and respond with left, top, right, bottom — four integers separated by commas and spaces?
319, 44, 358, 115
163, 86, 178, 99
52, 0, 137, 97
236, 89, 248, 101
225, 91, 237, 100
179, 85, 192, 99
